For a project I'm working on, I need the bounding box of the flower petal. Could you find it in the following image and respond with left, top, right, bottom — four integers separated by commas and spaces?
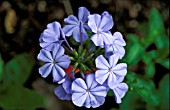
37, 49, 53, 62
72, 78, 87, 92
84, 94, 91, 108
64, 15, 79, 25
113, 32, 126, 46
57, 55, 71, 68
91, 86, 107, 97
63, 25, 77, 36
62, 76, 72, 94
95, 70, 109, 85
52, 64, 66, 82
109, 54, 119, 67
42, 22, 61, 42
101, 32, 114, 45
91, 34, 104, 47
53, 45, 64, 60
112, 63, 127, 76
99, 14, 113, 31
88, 14, 101, 33
95, 55, 110, 69
54, 85, 71, 100
72, 92, 88, 107
39, 63, 53, 78
92, 96, 105, 108
73, 22, 88, 42
78, 7, 90, 23
86, 74, 95, 89
113, 83, 128, 104
107, 73, 117, 88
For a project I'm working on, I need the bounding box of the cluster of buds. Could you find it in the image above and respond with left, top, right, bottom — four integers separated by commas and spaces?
37, 7, 128, 108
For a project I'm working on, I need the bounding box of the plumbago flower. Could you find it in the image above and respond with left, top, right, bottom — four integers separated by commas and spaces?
105, 32, 126, 59
37, 6, 128, 108
63, 7, 90, 42
37, 45, 71, 83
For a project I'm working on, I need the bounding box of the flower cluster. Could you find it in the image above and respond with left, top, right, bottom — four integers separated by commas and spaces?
37, 7, 128, 108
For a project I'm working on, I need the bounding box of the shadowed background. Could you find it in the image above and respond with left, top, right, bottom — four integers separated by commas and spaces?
0, 0, 169, 110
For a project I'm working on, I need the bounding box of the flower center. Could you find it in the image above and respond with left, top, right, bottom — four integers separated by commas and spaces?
86, 88, 90, 92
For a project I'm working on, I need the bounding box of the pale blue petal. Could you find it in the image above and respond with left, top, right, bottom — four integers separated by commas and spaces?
53, 45, 65, 60
95, 55, 110, 69
109, 54, 119, 67
85, 74, 95, 89
52, 64, 66, 82
73, 22, 88, 42
72, 92, 88, 107
112, 63, 127, 76
107, 73, 117, 88
62, 76, 72, 94
72, 78, 87, 92
101, 32, 114, 45
84, 94, 91, 108
92, 96, 105, 108
57, 55, 71, 68
39, 63, 53, 78
113, 32, 126, 46
64, 15, 79, 25
99, 14, 113, 31
95, 70, 109, 85
54, 85, 71, 100
91, 86, 107, 97
63, 25, 77, 36
78, 7, 90, 23
113, 83, 128, 104
88, 14, 101, 33
37, 49, 53, 62
91, 34, 104, 47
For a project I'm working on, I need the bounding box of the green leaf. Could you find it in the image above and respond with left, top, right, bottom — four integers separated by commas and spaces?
126, 73, 159, 105
158, 74, 169, 110
142, 50, 158, 64
157, 58, 169, 69
4, 53, 34, 87
125, 43, 145, 65
120, 91, 146, 110
0, 54, 4, 81
127, 34, 139, 44
147, 8, 164, 46
0, 86, 44, 109
145, 63, 155, 78
154, 35, 169, 49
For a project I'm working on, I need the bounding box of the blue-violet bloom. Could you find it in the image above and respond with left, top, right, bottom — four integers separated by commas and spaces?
88, 12, 114, 48
39, 21, 64, 51
54, 76, 73, 100
112, 82, 128, 104
95, 54, 127, 88
105, 32, 126, 59
63, 7, 90, 42
37, 45, 71, 82
71, 74, 107, 108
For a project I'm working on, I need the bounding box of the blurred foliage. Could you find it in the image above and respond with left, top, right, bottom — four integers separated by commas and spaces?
111, 8, 169, 110
0, 54, 44, 110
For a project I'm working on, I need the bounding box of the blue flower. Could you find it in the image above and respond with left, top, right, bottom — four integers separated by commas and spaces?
39, 21, 64, 51
112, 82, 128, 104
88, 12, 114, 48
37, 44, 71, 82
54, 85, 71, 100
71, 74, 107, 108
54, 76, 73, 100
105, 32, 126, 59
63, 7, 90, 42
95, 54, 127, 88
